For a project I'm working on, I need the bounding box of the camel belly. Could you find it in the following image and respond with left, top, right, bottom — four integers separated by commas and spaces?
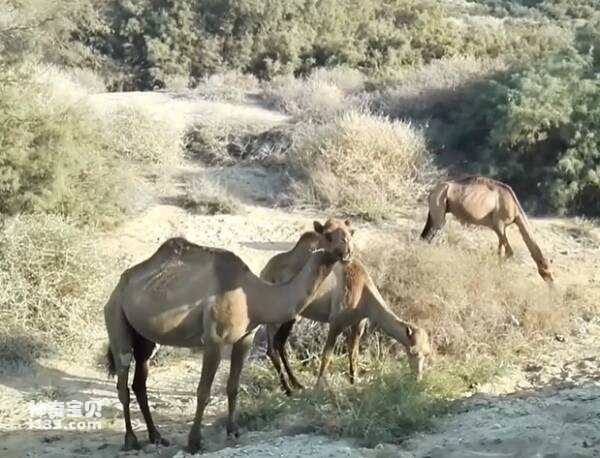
123, 300, 207, 347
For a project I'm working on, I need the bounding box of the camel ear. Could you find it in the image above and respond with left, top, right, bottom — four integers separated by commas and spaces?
313, 221, 324, 234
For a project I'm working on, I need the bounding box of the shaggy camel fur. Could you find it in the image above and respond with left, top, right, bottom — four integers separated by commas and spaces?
420, 175, 554, 283
103, 219, 353, 453
260, 230, 431, 395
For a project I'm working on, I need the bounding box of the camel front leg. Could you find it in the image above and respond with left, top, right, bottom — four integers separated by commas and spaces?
503, 228, 514, 258
187, 343, 222, 454
315, 324, 343, 389
347, 320, 366, 384
226, 333, 254, 439
316, 308, 364, 388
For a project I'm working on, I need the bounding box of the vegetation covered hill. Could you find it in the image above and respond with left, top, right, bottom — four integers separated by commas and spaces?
1, 1, 600, 454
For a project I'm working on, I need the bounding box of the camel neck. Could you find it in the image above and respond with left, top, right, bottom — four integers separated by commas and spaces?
248, 250, 337, 324
365, 288, 411, 348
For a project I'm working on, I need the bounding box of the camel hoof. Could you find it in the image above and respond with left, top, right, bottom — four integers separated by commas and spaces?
226, 422, 240, 439
122, 431, 141, 451
186, 436, 203, 455
151, 436, 170, 447
291, 382, 306, 391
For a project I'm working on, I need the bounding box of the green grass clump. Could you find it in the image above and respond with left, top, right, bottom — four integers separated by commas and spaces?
240, 357, 461, 447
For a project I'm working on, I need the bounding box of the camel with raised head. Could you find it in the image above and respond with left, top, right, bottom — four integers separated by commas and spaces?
260, 227, 431, 395
420, 175, 554, 284
103, 218, 353, 453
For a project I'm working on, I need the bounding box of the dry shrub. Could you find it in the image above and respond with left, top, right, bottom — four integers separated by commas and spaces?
34, 64, 107, 95
373, 56, 507, 119
193, 70, 260, 103
184, 121, 268, 165
362, 238, 592, 360
0, 214, 117, 364
287, 111, 434, 220
264, 66, 367, 122
178, 177, 241, 215
108, 105, 184, 167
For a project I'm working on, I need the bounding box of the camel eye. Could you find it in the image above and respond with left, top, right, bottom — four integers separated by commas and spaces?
325, 233, 332, 242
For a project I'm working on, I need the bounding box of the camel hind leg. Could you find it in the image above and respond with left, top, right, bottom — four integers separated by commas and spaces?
132, 334, 169, 446
266, 322, 295, 396
275, 320, 306, 391
104, 306, 139, 450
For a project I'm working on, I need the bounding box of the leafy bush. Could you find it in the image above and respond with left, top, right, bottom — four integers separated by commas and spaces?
0, 64, 127, 224
445, 44, 600, 215
287, 111, 434, 220
0, 214, 117, 363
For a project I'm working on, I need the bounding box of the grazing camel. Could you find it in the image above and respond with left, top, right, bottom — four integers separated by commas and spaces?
260, 229, 431, 395
103, 218, 353, 453
420, 175, 554, 283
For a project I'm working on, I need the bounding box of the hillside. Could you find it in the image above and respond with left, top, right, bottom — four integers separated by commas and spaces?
1, 91, 600, 457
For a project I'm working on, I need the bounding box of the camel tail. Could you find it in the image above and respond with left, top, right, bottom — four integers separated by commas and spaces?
420, 212, 434, 240
106, 346, 117, 377
420, 181, 449, 241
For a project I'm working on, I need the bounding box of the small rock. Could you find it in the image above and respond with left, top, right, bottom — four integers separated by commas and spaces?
554, 334, 566, 343
525, 363, 543, 372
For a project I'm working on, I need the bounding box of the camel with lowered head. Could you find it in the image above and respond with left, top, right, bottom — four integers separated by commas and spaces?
103, 218, 353, 453
260, 228, 432, 395
420, 175, 554, 284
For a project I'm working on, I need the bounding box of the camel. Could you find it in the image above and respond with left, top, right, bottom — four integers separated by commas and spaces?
260, 230, 431, 395
420, 175, 554, 283
103, 218, 354, 453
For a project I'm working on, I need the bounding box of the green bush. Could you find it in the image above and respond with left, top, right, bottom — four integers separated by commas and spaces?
0, 64, 127, 224
96, 0, 575, 88
445, 44, 600, 216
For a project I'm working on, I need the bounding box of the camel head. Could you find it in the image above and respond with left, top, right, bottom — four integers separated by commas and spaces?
405, 325, 432, 381
537, 257, 554, 284
313, 218, 354, 263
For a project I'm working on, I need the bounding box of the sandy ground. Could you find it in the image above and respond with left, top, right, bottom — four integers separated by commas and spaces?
2, 91, 600, 458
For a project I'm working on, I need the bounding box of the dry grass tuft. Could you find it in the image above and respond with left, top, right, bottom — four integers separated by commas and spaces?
287, 111, 435, 220
0, 214, 118, 364
194, 70, 260, 103
108, 105, 185, 168
362, 237, 596, 359
177, 177, 241, 215
264, 66, 367, 122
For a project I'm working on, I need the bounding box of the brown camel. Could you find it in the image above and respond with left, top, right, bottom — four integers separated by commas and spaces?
260, 229, 431, 395
103, 218, 353, 453
420, 175, 554, 283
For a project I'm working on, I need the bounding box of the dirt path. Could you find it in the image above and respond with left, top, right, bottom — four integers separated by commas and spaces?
2, 91, 600, 458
